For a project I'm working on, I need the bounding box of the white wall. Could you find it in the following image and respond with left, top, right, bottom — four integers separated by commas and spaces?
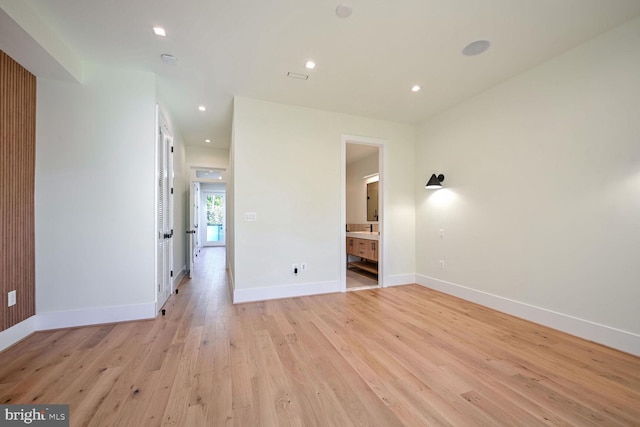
416, 17, 640, 354
185, 145, 229, 166
35, 63, 157, 322
346, 152, 379, 224
232, 97, 415, 301
185, 145, 230, 183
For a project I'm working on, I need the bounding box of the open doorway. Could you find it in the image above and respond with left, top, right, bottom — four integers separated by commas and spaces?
187, 167, 227, 278
201, 184, 226, 247
342, 135, 384, 291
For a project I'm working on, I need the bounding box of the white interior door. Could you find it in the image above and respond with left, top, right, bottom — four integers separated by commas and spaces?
156, 116, 174, 311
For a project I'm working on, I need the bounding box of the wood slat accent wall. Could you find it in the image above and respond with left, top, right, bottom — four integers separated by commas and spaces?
0, 50, 36, 331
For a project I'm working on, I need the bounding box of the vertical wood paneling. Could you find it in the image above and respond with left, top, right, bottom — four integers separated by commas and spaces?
0, 50, 36, 331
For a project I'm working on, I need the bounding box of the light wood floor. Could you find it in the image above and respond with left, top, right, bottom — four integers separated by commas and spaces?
346, 268, 378, 289
1, 248, 639, 426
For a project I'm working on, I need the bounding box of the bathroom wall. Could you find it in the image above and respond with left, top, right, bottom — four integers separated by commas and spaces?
346, 151, 379, 225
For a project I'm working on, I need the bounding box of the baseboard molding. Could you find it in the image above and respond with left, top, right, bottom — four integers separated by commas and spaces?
416, 275, 640, 357
173, 267, 187, 288
227, 267, 235, 302
35, 302, 157, 331
234, 280, 340, 304
0, 316, 37, 352
383, 273, 415, 287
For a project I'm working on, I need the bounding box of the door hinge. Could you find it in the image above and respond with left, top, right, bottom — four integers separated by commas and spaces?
171, 188, 174, 194
171, 146, 174, 153
170, 270, 173, 277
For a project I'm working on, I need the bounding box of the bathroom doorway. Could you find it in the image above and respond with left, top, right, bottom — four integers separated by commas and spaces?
342, 135, 384, 291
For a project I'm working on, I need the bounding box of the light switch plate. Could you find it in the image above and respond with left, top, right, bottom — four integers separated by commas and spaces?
8, 290, 16, 307
244, 212, 257, 222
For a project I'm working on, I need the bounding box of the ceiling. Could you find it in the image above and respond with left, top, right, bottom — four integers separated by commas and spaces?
8, 1, 640, 149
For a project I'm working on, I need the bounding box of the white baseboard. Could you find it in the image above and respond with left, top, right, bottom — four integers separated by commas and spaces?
383, 273, 415, 287
227, 267, 235, 301
227, 258, 236, 297
173, 267, 187, 288
234, 280, 340, 304
416, 275, 640, 357
35, 302, 157, 331
0, 316, 37, 352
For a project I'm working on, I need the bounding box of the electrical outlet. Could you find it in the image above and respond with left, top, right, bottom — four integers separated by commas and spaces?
439, 260, 445, 269
439, 229, 445, 239
301, 263, 307, 271
292, 264, 298, 274
8, 290, 16, 307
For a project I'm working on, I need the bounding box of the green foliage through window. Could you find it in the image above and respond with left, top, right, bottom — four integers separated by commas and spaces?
206, 195, 223, 225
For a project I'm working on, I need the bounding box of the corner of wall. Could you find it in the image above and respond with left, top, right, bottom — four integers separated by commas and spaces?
416, 275, 640, 357
35, 303, 156, 331
0, 316, 36, 353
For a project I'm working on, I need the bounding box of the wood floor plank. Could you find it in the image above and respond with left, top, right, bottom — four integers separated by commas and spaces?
162, 325, 203, 426
0, 247, 638, 426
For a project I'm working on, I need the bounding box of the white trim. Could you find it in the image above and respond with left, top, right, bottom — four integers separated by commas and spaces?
35, 303, 156, 331
173, 267, 187, 289
227, 263, 235, 302
384, 273, 416, 287
416, 274, 640, 357
188, 163, 227, 171
153, 104, 160, 323
234, 281, 340, 304
0, 316, 36, 352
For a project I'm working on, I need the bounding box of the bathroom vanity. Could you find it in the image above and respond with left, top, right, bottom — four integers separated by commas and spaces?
346, 231, 378, 275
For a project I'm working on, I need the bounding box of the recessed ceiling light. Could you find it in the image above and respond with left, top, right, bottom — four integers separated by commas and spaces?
305, 60, 316, 70
153, 27, 166, 37
462, 40, 491, 56
198, 105, 206, 111
411, 85, 421, 92
205, 139, 211, 143
335, 4, 353, 18
160, 54, 177, 64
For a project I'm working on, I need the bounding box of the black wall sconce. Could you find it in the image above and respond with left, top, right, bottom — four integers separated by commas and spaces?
425, 173, 445, 189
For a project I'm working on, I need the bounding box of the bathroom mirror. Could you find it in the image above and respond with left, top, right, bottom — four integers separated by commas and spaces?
367, 181, 379, 221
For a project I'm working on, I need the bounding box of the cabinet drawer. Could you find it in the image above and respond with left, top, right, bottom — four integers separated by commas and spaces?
346, 237, 378, 261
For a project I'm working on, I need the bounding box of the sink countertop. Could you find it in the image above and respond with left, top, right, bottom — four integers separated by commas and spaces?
346, 231, 379, 241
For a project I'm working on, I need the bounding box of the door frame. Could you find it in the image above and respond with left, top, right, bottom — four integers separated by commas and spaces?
340, 134, 386, 292
154, 106, 174, 313
188, 181, 201, 278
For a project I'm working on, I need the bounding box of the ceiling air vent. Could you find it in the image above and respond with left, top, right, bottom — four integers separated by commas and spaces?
287, 72, 308, 80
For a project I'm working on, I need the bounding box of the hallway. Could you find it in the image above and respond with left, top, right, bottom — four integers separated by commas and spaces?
0, 248, 639, 425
